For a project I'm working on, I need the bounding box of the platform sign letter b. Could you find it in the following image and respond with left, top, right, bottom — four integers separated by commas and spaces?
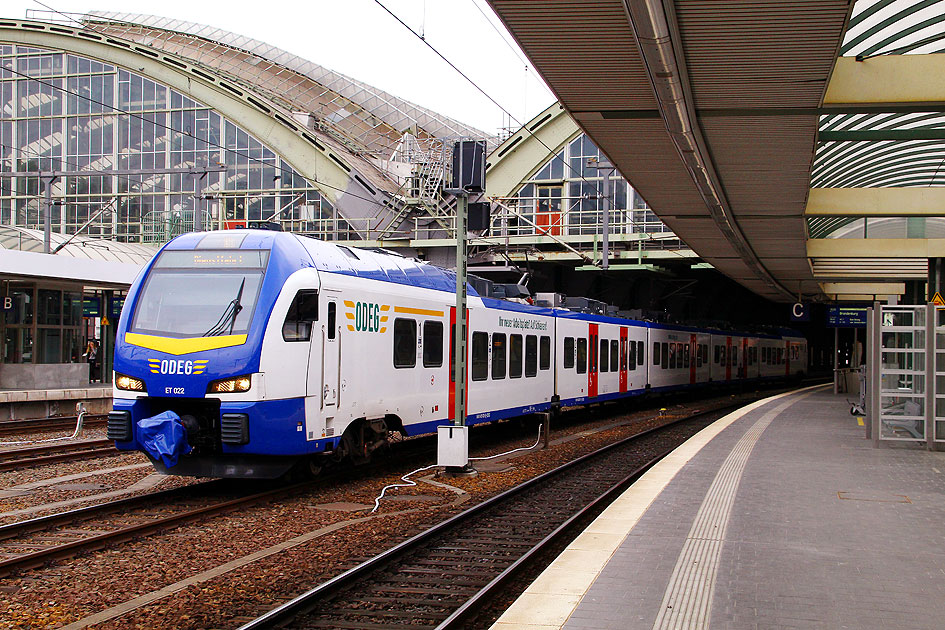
2, 296, 11, 312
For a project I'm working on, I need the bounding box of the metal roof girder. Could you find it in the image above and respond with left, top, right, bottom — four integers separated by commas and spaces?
621, 0, 794, 300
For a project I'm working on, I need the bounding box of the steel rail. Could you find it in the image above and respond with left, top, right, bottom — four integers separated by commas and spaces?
0, 433, 446, 577
0, 479, 302, 577
0, 439, 117, 472
236, 404, 738, 630
0, 414, 108, 437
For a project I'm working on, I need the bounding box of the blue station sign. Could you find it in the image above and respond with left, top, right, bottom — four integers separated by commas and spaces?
827, 306, 868, 328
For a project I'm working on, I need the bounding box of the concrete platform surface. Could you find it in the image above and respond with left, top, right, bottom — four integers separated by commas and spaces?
492, 386, 945, 630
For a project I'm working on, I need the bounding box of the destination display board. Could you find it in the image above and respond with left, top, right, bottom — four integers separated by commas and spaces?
827, 306, 868, 328
83, 296, 101, 318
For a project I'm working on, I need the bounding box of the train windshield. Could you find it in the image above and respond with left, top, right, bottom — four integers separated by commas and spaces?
130, 249, 269, 338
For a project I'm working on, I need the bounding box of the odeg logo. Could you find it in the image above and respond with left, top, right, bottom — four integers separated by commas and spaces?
148, 359, 208, 375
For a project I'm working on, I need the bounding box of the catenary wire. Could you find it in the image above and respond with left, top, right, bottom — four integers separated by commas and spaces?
372, 0, 665, 242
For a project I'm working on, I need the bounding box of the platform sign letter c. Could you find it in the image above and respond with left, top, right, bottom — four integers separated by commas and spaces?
791, 303, 809, 322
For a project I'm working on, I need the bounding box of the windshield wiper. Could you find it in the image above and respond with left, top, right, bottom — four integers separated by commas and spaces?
202, 277, 246, 337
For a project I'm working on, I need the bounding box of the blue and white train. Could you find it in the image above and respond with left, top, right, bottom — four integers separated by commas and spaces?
108, 230, 807, 478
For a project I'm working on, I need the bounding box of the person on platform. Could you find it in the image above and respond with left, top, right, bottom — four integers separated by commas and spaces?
83, 339, 100, 382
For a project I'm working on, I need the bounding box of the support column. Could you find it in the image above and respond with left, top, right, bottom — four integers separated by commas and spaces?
454, 195, 468, 429
929, 257, 945, 301
925, 303, 935, 450
905, 279, 925, 305
869, 303, 881, 447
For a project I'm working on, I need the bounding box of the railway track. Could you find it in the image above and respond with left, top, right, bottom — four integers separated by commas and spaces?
0, 414, 108, 437
0, 430, 449, 578
0, 479, 282, 577
236, 406, 734, 630
0, 439, 118, 472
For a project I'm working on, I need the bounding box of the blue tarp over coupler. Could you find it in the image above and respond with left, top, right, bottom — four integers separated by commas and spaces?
137, 410, 192, 468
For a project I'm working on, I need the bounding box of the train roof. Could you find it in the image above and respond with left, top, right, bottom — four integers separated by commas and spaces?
163, 231, 479, 296
293, 235, 480, 296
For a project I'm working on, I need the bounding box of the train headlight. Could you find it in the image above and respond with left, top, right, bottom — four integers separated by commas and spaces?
207, 375, 252, 394
115, 373, 147, 392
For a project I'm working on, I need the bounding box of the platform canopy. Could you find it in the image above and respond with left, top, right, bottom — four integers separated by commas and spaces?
487, 0, 945, 303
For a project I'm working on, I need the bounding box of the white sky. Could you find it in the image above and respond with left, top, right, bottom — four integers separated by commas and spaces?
4, 0, 557, 135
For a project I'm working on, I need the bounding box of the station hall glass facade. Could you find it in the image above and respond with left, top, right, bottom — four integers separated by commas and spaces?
512, 133, 680, 248
0, 45, 342, 243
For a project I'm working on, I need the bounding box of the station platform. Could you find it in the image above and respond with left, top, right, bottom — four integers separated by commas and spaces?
492, 385, 945, 630
0, 386, 112, 420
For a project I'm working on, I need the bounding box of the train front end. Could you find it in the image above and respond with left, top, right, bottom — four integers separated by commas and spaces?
108, 230, 313, 478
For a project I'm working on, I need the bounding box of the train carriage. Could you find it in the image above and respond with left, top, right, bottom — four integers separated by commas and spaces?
464, 299, 557, 423
554, 312, 648, 406
648, 325, 712, 391
109, 230, 807, 478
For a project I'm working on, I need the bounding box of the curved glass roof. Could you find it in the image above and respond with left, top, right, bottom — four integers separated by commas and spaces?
84, 12, 490, 153
810, 0, 945, 240
0, 226, 157, 263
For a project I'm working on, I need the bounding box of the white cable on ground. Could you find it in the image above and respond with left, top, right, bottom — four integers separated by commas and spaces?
371, 463, 438, 513
371, 423, 544, 513
470, 423, 542, 461
0, 409, 86, 446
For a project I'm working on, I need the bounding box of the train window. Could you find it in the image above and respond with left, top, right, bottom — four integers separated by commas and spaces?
599, 340, 609, 373
540, 336, 551, 371
653, 342, 660, 366
510, 334, 524, 378
638, 341, 644, 366
661, 343, 669, 369
564, 337, 575, 369
393, 318, 416, 368
702, 344, 708, 364
629, 339, 636, 370
327, 302, 336, 340
577, 338, 587, 374
282, 290, 318, 342
423, 321, 443, 368
684, 343, 690, 368
471, 331, 488, 381
525, 335, 538, 377
696, 344, 702, 368
668, 343, 676, 369
492, 333, 507, 379
611, 340, 619, 372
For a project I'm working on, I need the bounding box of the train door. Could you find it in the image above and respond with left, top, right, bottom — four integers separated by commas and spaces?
322, 294, 340, 407
725, 336, 732, 381
588, 323, 599, 397
785, 341, 791, 377
690, 334, 697, 385
619, 327, 628, 393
